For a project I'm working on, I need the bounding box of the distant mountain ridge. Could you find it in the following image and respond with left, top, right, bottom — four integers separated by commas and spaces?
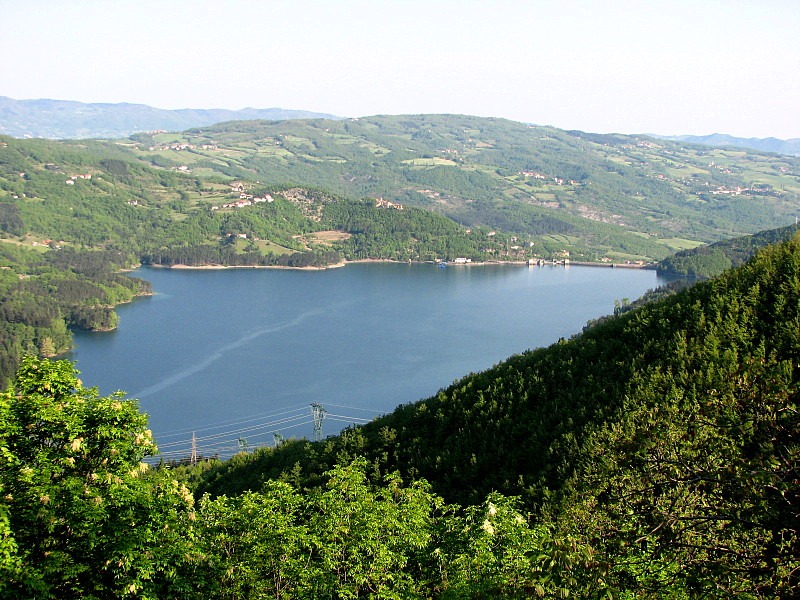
653, 132, 800, 156
0, 96, 341, 139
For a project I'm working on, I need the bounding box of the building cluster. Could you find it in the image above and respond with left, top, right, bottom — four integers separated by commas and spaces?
211, 194, 274, 211
519, 172, 582, 186
148, 143, 218, 151
65, 173, 92, 185
707, 161, 734, 175
708, 186, 749, 196
375, 198, 404, 210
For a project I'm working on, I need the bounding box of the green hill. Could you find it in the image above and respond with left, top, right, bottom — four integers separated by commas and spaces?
133, 114, 800, 245
657, 221, 800, 278
0, 245, 151, 388
186, 235, 800, 595
0, 132, 602, 263
4, 114, 800, 269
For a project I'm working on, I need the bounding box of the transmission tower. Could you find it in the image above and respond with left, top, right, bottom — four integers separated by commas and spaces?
237, 437, 249, 453
273, 432, 285, 447
190, 432, 197, 465
310, 402, 327, 442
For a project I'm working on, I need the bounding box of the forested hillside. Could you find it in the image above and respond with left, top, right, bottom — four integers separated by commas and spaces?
0, 245, 150, 388
0, 133, 554, 263
191, 233, 799, 511
2, 236, 798, 597
657, 221, 800, 278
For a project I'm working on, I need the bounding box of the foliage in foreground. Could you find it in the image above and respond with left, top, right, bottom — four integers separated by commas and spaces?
0, 357, 195, 599
0, 357, 606, 599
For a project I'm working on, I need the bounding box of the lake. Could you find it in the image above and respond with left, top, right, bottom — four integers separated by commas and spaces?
69, 262, 669, 461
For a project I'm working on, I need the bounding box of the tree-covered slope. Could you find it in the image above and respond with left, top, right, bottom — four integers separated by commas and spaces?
0, 245, 150, 388
189, 236, 800, 596
0, 135, 562, 263
657, 221, 800, 278
7, 113, 800, 266
0, 358, 612, 599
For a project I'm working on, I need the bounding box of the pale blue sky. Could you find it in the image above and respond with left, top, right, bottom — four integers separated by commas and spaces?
2, 0, 799, 138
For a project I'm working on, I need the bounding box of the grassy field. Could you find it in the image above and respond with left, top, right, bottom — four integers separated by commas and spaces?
402, 158, 459, 167
655, 237, 705, 251
232, 238, 294, 255
305, 230, 352, 246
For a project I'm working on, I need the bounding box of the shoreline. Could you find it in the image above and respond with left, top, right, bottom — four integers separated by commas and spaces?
146, 258, 656, 271
150, 261, 348, 271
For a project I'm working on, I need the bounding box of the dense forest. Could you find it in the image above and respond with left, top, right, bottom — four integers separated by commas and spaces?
1, 236, 798, 598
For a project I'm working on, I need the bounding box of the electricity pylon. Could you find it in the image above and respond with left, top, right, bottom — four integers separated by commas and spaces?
310, 402, 327, 442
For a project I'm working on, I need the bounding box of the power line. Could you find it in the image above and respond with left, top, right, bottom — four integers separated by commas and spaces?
156, 413, 311, 449
153, 417, 316, 461
325, 402, 385, 414
326, 413, 372, 424
150, 402, 378, 464
153, 406, 309, 440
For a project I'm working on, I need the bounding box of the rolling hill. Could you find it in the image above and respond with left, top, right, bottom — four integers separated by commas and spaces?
130, 115, 800, 249
658, 221, 800, 278
4, 114, 800, 268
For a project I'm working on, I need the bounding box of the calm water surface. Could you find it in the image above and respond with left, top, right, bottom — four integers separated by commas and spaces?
69, 263, 668, 459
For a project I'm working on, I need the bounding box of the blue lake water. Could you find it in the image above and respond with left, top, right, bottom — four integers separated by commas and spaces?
69, 262, 668, 460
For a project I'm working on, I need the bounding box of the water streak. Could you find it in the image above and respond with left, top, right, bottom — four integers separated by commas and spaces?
133, 307, 327, 398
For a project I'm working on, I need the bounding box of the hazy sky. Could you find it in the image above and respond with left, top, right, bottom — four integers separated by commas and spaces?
2, 0, 799, 138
